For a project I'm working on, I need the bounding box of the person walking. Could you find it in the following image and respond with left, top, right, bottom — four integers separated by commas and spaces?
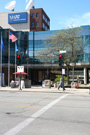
58, 77, 66, 91
58, 78, 62, 90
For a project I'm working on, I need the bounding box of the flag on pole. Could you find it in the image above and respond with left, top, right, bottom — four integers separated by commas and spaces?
16, 43, 18, 51
1, 33, 4, 51
9, 32, 17, 42
0, 32, 4, 87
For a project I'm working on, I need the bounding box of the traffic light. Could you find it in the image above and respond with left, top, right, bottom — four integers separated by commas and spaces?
59, 54, 63, 66
16, 55, 21, 65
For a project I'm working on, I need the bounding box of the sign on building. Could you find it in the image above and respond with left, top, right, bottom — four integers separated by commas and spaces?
59, 50, 66, 54
17, 66, 24, 72
8, 12, 27, 24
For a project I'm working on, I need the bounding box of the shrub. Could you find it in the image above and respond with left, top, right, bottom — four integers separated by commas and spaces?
55, 75, 67, 82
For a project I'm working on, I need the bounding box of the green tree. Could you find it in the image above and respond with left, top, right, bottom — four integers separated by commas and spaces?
38, 26, 85, 84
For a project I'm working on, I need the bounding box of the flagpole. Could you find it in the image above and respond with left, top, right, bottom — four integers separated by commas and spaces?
8, 30, 10, 87
0, 32, 2, 87
8, 32, 18, 85
15, 42, 16, 79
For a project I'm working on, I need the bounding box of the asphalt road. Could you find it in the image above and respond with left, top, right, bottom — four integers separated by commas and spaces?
0, 91, 90, 135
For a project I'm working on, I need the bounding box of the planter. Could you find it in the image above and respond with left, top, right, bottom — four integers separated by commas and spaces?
71, 81, 76, 88
54, 83, 57, 88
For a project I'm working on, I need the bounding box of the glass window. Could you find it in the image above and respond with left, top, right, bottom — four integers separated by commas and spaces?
32, 13, 34, 18
48, 21, 50, 26
42, 23, 45, 28
32, 22, 34, 27
45, 18, 47, 23
42, 14, 45, 20
36, 22, 39, 27
36, 13, 39, 18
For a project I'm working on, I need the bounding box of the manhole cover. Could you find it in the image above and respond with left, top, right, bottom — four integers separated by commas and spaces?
6, 112, 11, 115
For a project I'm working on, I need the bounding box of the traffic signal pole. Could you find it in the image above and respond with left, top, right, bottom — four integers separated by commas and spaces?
59, 51, 66, 91
62, 67, 65, 91
16, 55, 22, 90
19, 72, 22, 90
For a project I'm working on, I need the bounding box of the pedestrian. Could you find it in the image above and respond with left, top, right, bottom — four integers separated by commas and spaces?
58, 78, 62, 90
58, 77, 66, 91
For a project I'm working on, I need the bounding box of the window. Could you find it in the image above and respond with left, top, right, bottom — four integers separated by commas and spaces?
42, 14, 45, 20
36, 22, 39, 27
42, 23, 45, 28
36, 13, 39, 18
45, 18, 47, 23
48, 21, 50, 26
32, 13, 34, 18
32, 22, 34, 27
45, 26, 47, 30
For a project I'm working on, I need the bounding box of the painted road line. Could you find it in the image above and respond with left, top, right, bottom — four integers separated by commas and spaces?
3, 94, 69, 135
15, 106, 41, 109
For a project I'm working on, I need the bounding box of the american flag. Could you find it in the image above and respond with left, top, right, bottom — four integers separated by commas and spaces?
9, 32, 17, 42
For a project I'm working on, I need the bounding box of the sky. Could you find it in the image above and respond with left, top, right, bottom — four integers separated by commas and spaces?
0, 0, 90, 30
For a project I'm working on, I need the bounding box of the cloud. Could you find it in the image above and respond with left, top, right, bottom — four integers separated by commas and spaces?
58, 12, 90, 29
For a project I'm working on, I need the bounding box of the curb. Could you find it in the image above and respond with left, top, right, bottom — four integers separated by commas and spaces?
0, 87, 89, 94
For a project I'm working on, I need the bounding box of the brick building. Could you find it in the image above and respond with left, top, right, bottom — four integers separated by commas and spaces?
30, 8, 50, 31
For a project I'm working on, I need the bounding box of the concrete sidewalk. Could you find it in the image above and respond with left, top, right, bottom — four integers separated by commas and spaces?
0, 86, 90, 95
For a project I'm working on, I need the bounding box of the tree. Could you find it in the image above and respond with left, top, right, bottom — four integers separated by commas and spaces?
38, 26, 85, 84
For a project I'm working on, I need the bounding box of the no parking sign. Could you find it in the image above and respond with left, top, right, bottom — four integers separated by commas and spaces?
17, 66, 24, 72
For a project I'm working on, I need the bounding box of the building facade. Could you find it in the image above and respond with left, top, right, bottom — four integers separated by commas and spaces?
0, 8, 50, 32
30, 8, 50, 31
0, 11, 30, 31
0, 25, 90, 86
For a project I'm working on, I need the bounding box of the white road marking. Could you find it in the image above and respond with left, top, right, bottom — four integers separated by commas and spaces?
3, 94, 69, 135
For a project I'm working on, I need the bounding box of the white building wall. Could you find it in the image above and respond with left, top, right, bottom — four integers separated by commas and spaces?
0, 10, 30, 31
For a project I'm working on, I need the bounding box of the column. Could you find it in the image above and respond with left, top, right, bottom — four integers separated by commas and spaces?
84, 67, 87, 84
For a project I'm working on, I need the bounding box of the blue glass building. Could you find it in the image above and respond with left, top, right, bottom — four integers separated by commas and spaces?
0, 25, 90, 85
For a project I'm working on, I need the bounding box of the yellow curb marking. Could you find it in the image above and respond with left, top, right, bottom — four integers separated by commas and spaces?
0, 104, 4, 106
15, 106, 41, 109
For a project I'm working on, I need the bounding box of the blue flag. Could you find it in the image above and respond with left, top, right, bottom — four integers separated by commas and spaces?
16, 43, 18, 51
1, 34, 4, 51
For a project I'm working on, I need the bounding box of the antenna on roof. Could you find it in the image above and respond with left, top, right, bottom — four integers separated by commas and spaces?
5, 0, 16, 11
26, 0, 34, 10
26, 0, 29, 2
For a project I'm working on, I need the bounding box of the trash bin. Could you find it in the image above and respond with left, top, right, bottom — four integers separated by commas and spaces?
71, 81, 76, 88
25, 79, 31, 88
44, 79, 51, 88
11, 82, 16, 88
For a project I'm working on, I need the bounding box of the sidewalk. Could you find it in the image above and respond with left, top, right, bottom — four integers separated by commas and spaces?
0, 86, 89, 95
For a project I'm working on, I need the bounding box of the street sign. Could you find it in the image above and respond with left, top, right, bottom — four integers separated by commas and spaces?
17, 66, 24, 72
59, 50, 66, 54
62, 69, 65, 75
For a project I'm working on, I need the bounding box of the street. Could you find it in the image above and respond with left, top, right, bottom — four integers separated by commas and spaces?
0, 90, 90, 135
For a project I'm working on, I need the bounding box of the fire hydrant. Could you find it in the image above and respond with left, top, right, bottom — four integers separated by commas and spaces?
76, 83, 79, 88
89, 86, 90, 94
